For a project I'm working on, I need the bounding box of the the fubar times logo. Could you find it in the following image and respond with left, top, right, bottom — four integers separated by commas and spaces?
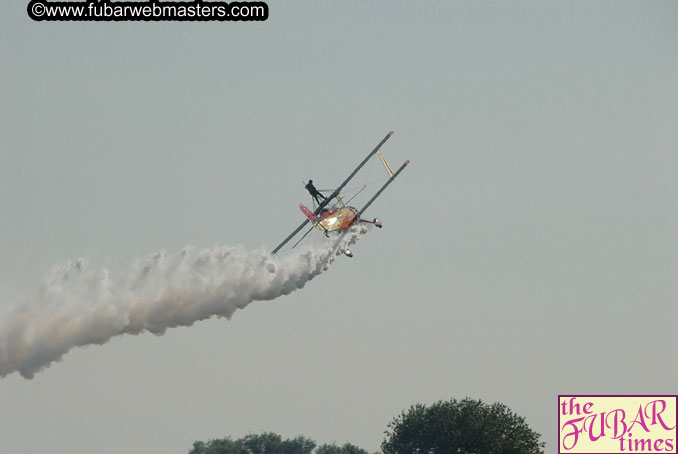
559, 395, 677, 453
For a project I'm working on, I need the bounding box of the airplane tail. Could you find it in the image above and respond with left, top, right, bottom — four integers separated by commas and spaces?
299, 203, 315, 221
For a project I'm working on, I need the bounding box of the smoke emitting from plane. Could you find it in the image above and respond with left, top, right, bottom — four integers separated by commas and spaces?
0, 227, 367, 379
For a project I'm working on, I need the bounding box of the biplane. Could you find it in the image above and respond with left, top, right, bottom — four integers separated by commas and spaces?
271, 131, 409, 257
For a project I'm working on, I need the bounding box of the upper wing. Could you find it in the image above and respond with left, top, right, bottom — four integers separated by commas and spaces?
271, 218, 310, 255
318, 131, 395, 214
271, 131, 395, 254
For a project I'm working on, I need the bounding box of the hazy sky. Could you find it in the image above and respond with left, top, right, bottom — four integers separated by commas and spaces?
2, 1, 677, 453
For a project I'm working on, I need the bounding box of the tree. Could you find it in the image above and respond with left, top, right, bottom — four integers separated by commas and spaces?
188, 432, 316, 454
381, 397, 544, 454
315, 443, 371, 454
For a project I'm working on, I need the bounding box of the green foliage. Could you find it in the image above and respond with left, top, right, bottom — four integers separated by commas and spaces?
315, 442, 371, 454
188, 432, 316, 454
381, 397, 545, 454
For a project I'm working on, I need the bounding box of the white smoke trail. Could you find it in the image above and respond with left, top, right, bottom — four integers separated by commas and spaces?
0, 226, 367, 379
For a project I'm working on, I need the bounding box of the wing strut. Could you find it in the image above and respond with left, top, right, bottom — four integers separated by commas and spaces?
353, 160, 410, 223
291, 224, 316, 249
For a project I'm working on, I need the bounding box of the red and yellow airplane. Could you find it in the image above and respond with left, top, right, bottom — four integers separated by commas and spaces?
272, 131, 409, 256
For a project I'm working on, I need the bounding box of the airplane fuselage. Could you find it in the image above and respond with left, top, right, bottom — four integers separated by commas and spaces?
315, 207, 358, 232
